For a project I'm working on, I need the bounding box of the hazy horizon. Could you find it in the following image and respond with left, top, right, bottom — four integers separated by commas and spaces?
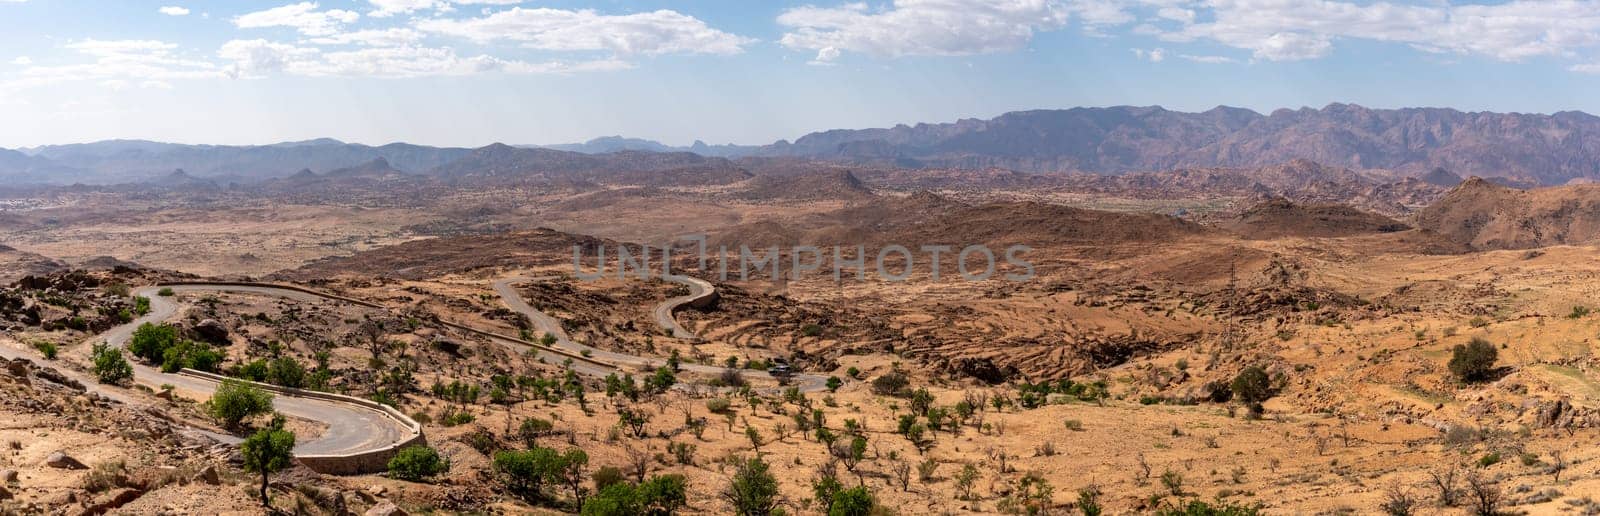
6, 1, 1600, 148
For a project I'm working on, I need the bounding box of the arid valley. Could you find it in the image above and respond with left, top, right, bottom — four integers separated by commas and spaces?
9, 104, 1600, 515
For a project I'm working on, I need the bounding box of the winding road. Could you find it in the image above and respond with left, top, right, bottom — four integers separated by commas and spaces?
492, 274, 832, 393
120, 285, 416, 456
2, 271, 829, 472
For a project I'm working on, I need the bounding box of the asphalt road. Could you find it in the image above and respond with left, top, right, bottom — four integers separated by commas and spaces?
493, 275, 832, 393
115, 285, 413, 456
4, 272, 828, 460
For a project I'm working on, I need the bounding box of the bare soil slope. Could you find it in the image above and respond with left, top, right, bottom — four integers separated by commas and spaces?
1220, 198, 1409, 239
1415, 177, 1600, 249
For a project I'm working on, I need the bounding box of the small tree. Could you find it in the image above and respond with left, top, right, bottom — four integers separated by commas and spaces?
91, 343, 133, 385
207, 379, 274, 429
1231, 366, 1273, 407
127, 322, 178, 363
560, 448, 591, 507
826, 376, 843, 392
1380, 482, 1417, 516
955, 463, 979, 500
267, 356, 307, 389
829, 486, 874, 516
1449, 338, 1498, 383
520, 417, 554, 448
1077, 485, 1103, 516
388, 445, 449, 481
1463, 470, 1501, 516
1160, 469, 1184, 496
241, 418, 295, 507
494, 447, 563, 501
618, 407, 651, 438
582, 474, 687, 516
723, 456, 779, 516
1429, 466, 1460, 507
745, 425, 763, 451
639, 474, 688, 515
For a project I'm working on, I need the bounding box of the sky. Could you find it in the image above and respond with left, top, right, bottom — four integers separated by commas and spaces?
5, 0, 1600, 148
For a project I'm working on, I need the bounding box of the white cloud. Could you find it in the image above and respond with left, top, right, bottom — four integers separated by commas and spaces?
218, 38, 628, 78
158, 6, 190, 16
1167, 0, 1600, 62
234, 2, 360, 37
10, 56, 30, 65
1132, 47, 1166, 62
1068, 0, 1134, 27
1571, 62, 1600, 73
306, 28, 424, 46
809, 46, 842, 65
367, 0, 522, 17
368, 0, 444, 18
1180, 54, 1236, 64
4, 39, 222, 92
217, 39, 321, 78
1156, 6, 1195, 24
778, 0, 1071, 59
417, 8, 752, 56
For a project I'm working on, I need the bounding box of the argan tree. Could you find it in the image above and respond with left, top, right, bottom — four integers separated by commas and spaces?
1448, 338, 1498, 383
241, 418, 295, 507
207, 379, 274, 429
723, 456, 779, 516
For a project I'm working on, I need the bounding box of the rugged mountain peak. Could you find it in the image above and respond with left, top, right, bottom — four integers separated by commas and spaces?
1420, 167, 1464, 187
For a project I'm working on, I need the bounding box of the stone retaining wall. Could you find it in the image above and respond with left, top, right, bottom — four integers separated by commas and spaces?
176, 369, 425, 475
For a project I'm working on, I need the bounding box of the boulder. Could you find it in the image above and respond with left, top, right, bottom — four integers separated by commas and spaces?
1, 469, 17, 483
45, 451, 88, 470
192, 319, 229, 344
0, 484, 11, 501
194, 465, 220, 485
84, 487, 143, 514
429, 338, 462, 356
5, 359, 30, 378
365, 501, 408, 516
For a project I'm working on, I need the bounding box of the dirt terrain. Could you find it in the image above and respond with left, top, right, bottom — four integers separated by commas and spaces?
8, 160, 1600, 515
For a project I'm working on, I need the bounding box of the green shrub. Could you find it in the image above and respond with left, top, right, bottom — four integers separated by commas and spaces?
133, 296, 151, 316
870, 371, 909, 396
1231, 365, 1273, 405
591, 466, 625, 491
236, 359, 269, 381
33, 341, 57, 360
725, 456, 778, 515
160, 340, 224, 373
1448, 338, 1498, 383
157, 287, 175, 297
266, 356, 307, 388
1155, 499, 1261, 515
705, 398, 732, 413
581, 474, 687, 516
206, 379, 273, 429
91, 343, 133, 385
127, 323, 179, 363
387, 445, 449, 482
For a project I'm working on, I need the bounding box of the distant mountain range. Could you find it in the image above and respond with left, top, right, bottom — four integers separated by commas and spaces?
754, 104, 1600, 185
533, 136, 756, 157
9, 104, 1600, 186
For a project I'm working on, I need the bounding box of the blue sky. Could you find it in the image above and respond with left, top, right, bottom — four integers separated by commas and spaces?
4, 0, 1600, 148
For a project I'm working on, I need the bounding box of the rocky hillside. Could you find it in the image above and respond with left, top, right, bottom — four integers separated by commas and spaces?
1220, 198, 1409, 239
1415, 178, 1600, 249
757, 104, 1600, 185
